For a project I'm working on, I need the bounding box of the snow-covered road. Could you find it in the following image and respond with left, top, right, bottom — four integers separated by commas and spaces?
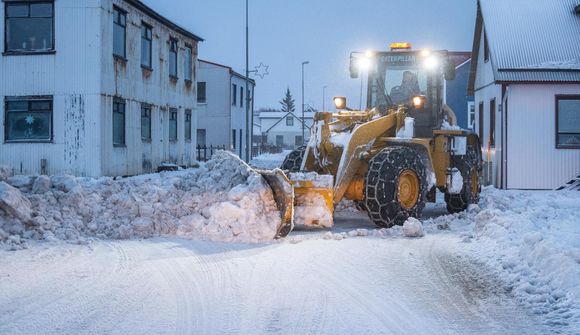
0, 211, 551, 335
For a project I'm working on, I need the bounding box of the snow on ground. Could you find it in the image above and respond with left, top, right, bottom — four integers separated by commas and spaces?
0, 151, 281, 247
249, 150, 291, 169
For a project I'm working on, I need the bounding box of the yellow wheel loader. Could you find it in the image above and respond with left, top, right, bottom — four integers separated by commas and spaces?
261, 43, 482, 238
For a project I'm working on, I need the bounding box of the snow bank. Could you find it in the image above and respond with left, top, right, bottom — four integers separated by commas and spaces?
425, 188, 580, 328
0, 151, 281, 249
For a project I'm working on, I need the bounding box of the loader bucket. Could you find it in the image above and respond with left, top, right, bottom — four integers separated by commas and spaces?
289, 173, 334, 229
258, 169, 295, 238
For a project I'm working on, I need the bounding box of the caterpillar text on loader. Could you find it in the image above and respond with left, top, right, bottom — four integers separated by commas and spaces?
262, 43, 482, 238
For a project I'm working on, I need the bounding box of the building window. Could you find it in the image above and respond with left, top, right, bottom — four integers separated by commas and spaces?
478, 102, 484, 145
286, 116, 294, 126
556, 95, 580, 148
184, 45, 192, 81
141, 23, 152, 68
240, 86, 244, 107
169, 38, 178, 78
276, 135, 284, 147
483, 31, 490, 63
197, 82, 206, 103
113, 99, 125, 146
295, 135, 303, 146
232, 84, 237, 105
185, 109, 192, 141
467, 101, 475, 130
113, 6, 126, 58
197, 129, 206, 146
141, 104, 151, 141
232, 129, 236, 148
5, 2, 54, 53
4, 97, 52, 142
169, 108, 177, 141
489, 99, 495, 147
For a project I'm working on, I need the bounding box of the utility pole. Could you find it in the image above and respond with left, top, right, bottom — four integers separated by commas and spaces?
245, 0, 250, 162
301, 61, 309, 145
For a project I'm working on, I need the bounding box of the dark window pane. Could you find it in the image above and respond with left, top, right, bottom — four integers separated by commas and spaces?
169, 40, 178, 77
6, 4, 29, 18
113, 101, 125, 145
30, 101, 51, 110
7, 17, 53, 51
184, 47, 192, 81
30, 3, 53, 17
119, 12, 126, 26
169, 110, 177, 141
197, 82, 206, 103
558, 100, 580, 133
6, 111, 51, 140
197, 129, 206, 146
7, 101, 28, 111
185, 111, 192, 140
113, 23, 125, 57
141, 38, 151, 67
141, 106, 151, 140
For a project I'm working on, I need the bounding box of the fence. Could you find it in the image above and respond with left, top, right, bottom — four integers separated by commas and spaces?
252, 144, 283, 157
196, 145, 226, 162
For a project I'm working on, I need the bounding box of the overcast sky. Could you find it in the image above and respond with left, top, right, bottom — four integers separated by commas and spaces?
142, 0, 477, 111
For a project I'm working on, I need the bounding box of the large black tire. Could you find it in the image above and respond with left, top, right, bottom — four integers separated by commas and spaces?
364, 146, 429, 228
280, 146, 307, 172
445, 143, 482, 213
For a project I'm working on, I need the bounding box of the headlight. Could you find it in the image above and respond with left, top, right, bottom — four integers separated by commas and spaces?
424, 56, 439, 70
333, 96, 347, 110
412, 96, 426, 109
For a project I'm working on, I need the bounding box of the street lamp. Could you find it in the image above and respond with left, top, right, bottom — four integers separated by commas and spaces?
301, 60, 309, 145
322, 85, 328, 111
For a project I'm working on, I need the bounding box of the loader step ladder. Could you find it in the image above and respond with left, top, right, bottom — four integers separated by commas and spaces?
556, 175, 580, 191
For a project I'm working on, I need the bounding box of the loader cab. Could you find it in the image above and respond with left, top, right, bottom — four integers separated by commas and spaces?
351, 44, 455, 138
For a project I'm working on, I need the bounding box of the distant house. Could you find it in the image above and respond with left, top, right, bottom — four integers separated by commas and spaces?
445, 53, 474, 130
468, 0, 580, 190
0, 0, 202, 177
196, 60, 255, 160
258, 110, 315, 149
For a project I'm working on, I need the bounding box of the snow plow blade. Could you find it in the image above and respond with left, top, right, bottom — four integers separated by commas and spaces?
258, 169, 295, 238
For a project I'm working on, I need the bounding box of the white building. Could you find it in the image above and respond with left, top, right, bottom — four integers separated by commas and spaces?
196, 60, 255, 160
468, 0, 580, 189
0, 0, 202, 177
258, 111, 315, 148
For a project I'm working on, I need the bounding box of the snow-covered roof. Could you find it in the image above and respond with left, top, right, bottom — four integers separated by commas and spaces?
258, 112, 315, 119
469, 0, 580, 92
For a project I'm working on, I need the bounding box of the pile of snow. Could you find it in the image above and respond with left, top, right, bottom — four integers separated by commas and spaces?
250, 150, 291, 170
425, 188, 580, 328
0, 151, 281, 249
441, 120, 461, 131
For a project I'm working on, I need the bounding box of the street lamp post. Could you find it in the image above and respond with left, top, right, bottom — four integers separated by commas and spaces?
301, 61, 309, 145
322, 85, 328, 111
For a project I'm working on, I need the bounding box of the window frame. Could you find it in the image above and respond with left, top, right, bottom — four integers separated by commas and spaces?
240, 86, 244, 107
555, 95, 580, 149
113, 98, 126, 147
184, 44, 193, 82
184, 109, 192, 141
112, 5, 127, 59
4, 1, 55, 55
483, 30, 490, 63
286, 116, 294, 126
140, 22, 153, 70
197, 81, 206, 103
478, 102, 484, 147
4, 96, 53, 143
141, 104, 152, 141
169, 37, 178, 79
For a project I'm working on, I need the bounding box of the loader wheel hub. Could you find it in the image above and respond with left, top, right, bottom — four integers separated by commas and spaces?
398, 170, 420, 209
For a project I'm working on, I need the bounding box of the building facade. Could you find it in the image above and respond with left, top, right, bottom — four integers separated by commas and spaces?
445, 56, 474, 130
468, 0, 580, 189
196, 60, 255, 160
0, 0, 202, 177
258, 111, 315, 149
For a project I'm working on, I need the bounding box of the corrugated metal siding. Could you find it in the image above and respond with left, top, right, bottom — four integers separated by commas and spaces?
480, 0, 580, 81
507, 84, 580, 189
